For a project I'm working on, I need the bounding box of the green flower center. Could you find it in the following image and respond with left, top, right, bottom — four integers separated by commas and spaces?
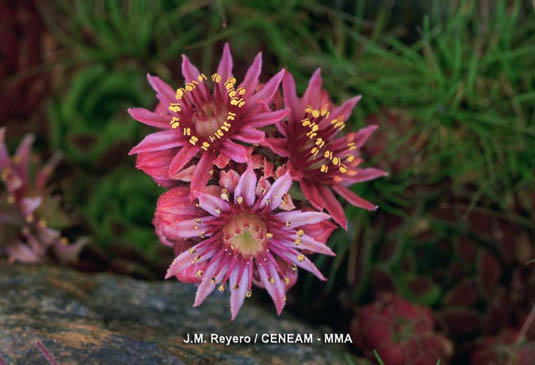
223, 213, 267, 257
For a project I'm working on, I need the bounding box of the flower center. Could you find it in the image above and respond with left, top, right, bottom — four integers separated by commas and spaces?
223, 213, 267, 257
192, 102, 229, 138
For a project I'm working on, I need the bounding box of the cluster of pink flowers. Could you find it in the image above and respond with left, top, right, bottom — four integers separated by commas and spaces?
129, 44, 386, 319
0, 128, 86, 263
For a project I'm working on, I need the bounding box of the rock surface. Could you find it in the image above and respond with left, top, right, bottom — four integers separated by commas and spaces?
0, 264, 363, 365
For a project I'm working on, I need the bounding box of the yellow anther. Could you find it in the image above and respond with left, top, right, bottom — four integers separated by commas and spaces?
292, 264, 298, 271
305, 106, 313, 113
265, 232, 273, 240
238, 101, 245, 108
229, 90, 237, 97
301, 119, 311, 127
320, 164, 328, 173
38, 219, 47, 228
221, 192, 229, 201
228, 77, 237, 84
312, 110, 320, 118
26, 214, 34, 223
297, 229, 304, 236
60, 238, 69, 245
310, 147, 318, 155
218, 285, 225, 292
196, 270, 203, 278
295, 239, 301, 246
189, 136, 198, 145
346, 155, 355, 162
175, 88, 184, 99
237, 87, 246, 95
284, 277, 290, 285
189, 247, 197, 254
211, 277, 217, 284
246, 290, 252, 298
339, 166, 348, 174
216, 129, 224, 137
198, 74, 207, 82
225, 82, 234, 90
183, 128, 191, 136
311, 124, 319, 132
269, 277, 275, 284
320, 108, 328, 116
236, 196, 244, 204
168, 103, 181, 113
331, 118, 339, 125
332, 157, 340, 166
297, 254, 305, 262
315, 138, 323, 146
211, 73, 222, 83
194, 255, 201, 262
201, 141, 210, 150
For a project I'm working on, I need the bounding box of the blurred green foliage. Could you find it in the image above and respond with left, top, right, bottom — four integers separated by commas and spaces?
30, 0, 534, 333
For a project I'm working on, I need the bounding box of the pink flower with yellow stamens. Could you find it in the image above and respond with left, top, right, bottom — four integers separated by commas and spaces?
0, 128, 86, 263
156, 166, 334, 319
264, 70, 388, 229
129, 43, 288, 194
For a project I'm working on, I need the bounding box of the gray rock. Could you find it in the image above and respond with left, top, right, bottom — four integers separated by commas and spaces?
0, 264, 365, 365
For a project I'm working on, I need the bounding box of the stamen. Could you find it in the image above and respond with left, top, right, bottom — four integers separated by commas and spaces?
297, 254, 305, 262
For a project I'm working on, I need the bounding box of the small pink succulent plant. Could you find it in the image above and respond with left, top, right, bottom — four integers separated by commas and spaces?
0, 128, 86, 263
350, 293, 453, 365
129, 43, 385, 318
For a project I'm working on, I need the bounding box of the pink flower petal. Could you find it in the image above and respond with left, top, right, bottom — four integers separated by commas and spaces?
232, 127, 264, 144
168, 145, 200, 178
181, 55, 208, 97
136, 149, 176, 188
213, 153, 230, 169
319, 184, 347, 230
129, 130, 185, 155
345, 167, 388, 184
291, 234, 335, 256
299, 180, 324, 211
246, 69, 285, 112
198, 192, 230, 216
273, 246, 326, 281
190, 150, 215, 194
36, 153, 61, 188
239, 52, 262, 96
20, 197, 41, 216
220, 140, 249, 163
230, 263, 250, 320
352, 124, 379, 149
257, 261, 286, 315
282, 72, 301, 122
163, 217, 211, 239
321, 95, 361, 128
301, 68, 323, 109
165, 240, 216, 279
332, 183, 377, 211
262, 138, 289, 158
219, 169, 240, 192
14, 134, 34, 182
275, 210, 331, 229
194, 254, 228, 307
147, 74, 175, 105
247, 109, 289, 128
234, 165, 257, 206
217, 43, 233, 83
260, 173, 292, 210
128, 108, 172, 129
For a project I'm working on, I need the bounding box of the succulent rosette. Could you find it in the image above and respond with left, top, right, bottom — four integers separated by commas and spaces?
263, 70, 387, 228
128, 43, 288, 192
350, 294, 453, 365
0, 128, 86, 263
155, 165, 334, 319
